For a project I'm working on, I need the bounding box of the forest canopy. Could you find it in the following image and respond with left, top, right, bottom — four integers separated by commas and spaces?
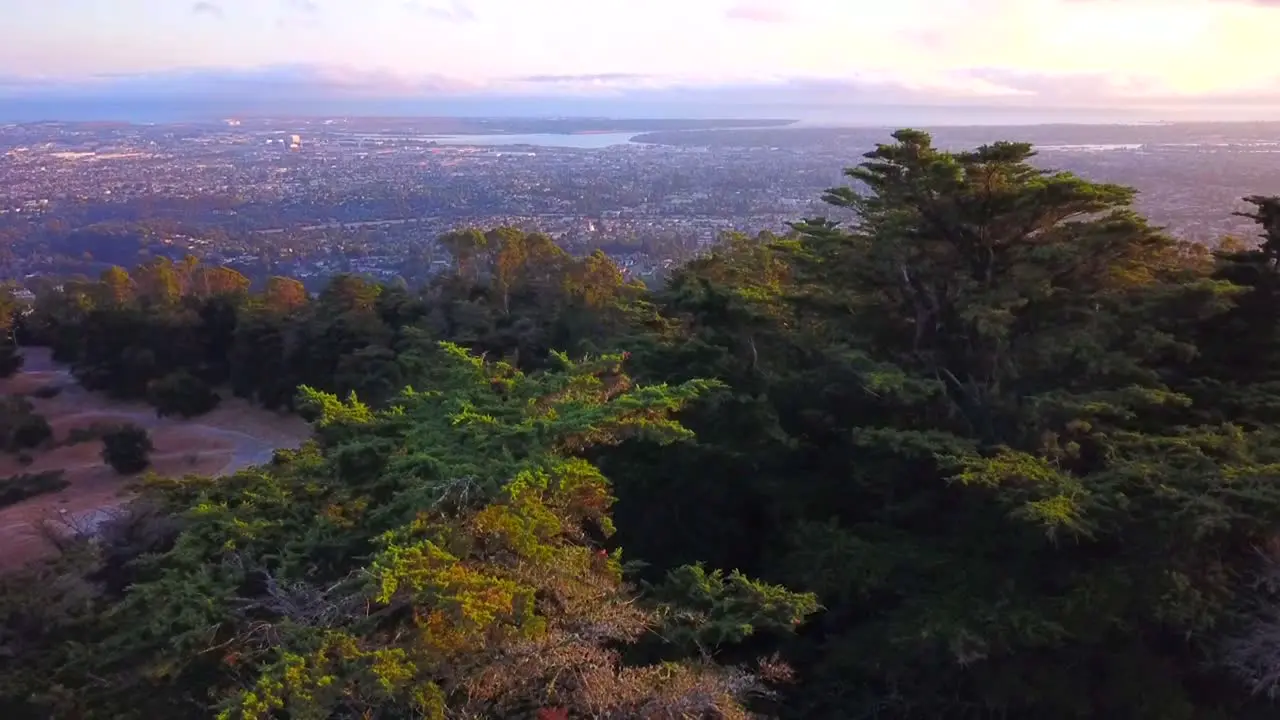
5, 130, 1280, 719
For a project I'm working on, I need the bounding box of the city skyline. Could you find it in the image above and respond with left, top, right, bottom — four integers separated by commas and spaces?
1, 0, 1278, 121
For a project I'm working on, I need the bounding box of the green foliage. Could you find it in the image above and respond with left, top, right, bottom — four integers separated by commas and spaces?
0, 342, 22, 379
604, 130, 1280, 718
1185, 195, 1280, 428
27, 258, 254, 403
64, 422, 115, 446
147, 369, 220, 418
0, 396, 51, 452
101, 423, 153, 474
645, 564, 821, 655
0, 286, 25, 380
0, 470, 68, 508
0, 343, 812, 719
10, 413, 51, 451
30, 384, 61, 399
24, 230, 648, 416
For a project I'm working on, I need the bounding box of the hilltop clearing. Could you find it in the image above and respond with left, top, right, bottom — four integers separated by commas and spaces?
0, 347, 310, 570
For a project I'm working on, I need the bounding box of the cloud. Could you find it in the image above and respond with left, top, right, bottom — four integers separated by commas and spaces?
503, 73, 697, 97
3, 64, 1280, 122
724, 2, 790, 23
277, 0, 321, 30
959, 67, 1280, 107
0, 65, 479, 101
518, 73, 653, 84
0, 66, 973, 106
405, 0, 476, 22
961, 68, 1163, 102
191, 1, 224, 18
1062, 0, 1280, 5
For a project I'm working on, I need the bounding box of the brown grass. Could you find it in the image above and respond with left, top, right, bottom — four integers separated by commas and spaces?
0, 370, 65, 396
194, 397, 312, 446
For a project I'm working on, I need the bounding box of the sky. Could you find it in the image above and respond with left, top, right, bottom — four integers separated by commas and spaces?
0, 0, 1278, 122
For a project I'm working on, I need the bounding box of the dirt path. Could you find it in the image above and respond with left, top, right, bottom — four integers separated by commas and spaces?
0, 348, 314, 569
49, 402, 281, 477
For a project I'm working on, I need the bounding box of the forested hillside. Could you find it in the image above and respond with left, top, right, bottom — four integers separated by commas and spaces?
5, 129, 1280, 719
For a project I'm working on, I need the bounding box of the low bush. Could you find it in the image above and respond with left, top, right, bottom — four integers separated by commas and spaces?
30, 385, 61, 399
0, 470, 68, 508
101, 424, 152, 475
0, 396, 51, 452
0, 343, 23, 379
65, 423, 117, 446
146, 370, 220, 419
11, 415, 52, 451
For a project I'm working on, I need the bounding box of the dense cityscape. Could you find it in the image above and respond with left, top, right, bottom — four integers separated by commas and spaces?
2, 117, 1278, 290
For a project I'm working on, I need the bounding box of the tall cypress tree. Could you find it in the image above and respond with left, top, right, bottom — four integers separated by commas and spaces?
611, 131, 1280, 719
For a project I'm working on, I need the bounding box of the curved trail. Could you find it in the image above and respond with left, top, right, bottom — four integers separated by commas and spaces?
60, 403, 280, 477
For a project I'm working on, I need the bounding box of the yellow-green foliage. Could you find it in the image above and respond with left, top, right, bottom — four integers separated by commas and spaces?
0, 342, 814, 720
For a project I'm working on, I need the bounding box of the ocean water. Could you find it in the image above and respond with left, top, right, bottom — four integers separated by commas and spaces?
427, 132, 638, 148
3, 97, 1275, 128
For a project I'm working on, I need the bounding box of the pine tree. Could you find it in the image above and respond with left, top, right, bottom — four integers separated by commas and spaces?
613, 131, 1280, 718
1186, 195, 1280, 427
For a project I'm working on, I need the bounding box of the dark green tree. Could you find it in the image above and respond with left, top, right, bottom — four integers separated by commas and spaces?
610, 131, 1280, 719
146, 370, 221, 418
0, 344, 22, 379
0, 285, 25, 379
101, 424, 153, 475
1184, 195, 1280, 426
10, 414, 52, 451
0, 397, 51, 453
